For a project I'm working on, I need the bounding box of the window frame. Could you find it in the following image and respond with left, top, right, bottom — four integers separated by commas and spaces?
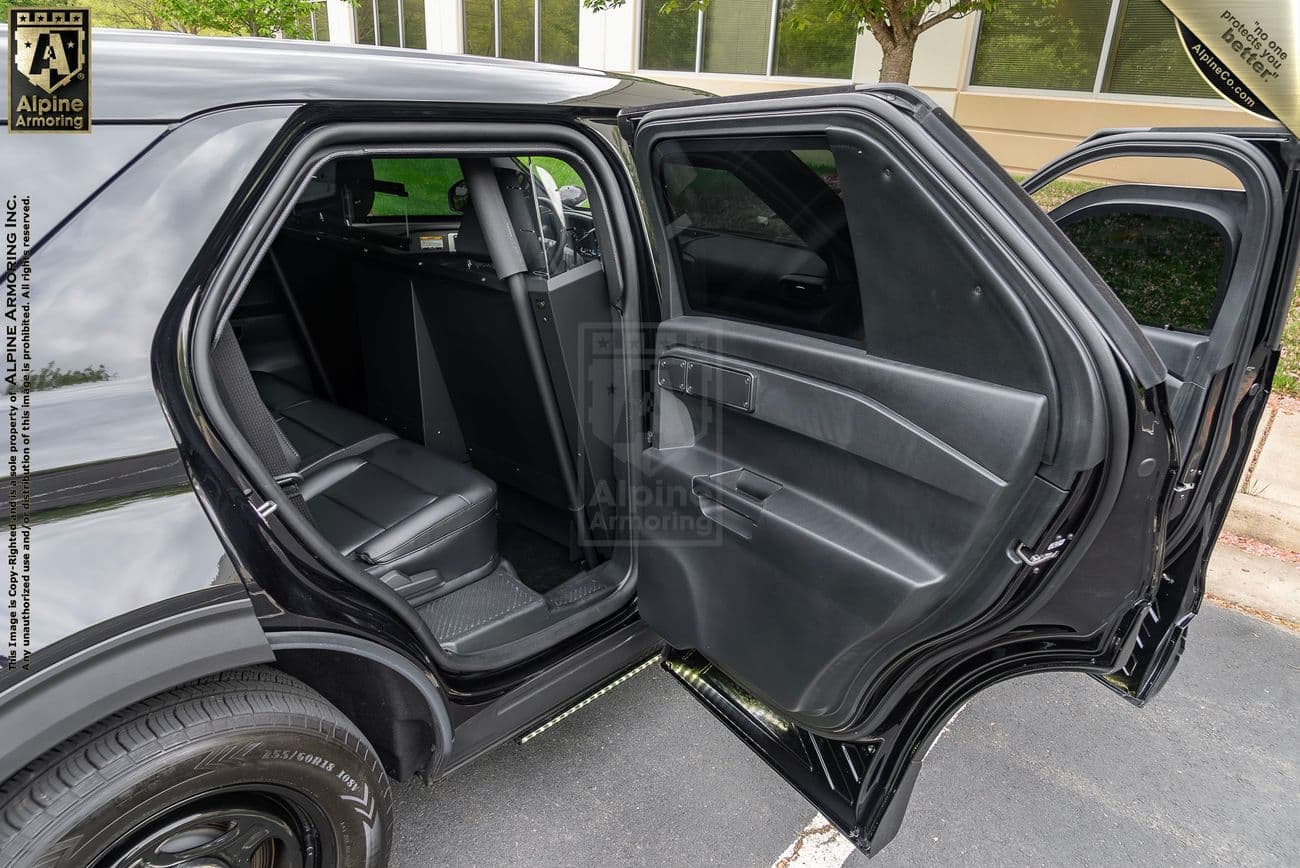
962, 0, 1226, 104
635, 0, 858, 82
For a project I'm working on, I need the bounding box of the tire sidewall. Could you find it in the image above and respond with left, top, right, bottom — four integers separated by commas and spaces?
20, 726, 389, 868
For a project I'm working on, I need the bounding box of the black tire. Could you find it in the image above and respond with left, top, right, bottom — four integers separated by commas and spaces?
0, 666, 393, 868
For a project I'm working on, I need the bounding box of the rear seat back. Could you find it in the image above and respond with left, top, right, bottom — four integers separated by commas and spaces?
254, 372, 393, 471
245, 370, 498, 588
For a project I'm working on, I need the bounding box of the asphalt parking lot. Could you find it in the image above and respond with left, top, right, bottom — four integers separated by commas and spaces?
391, 603, 1298, 867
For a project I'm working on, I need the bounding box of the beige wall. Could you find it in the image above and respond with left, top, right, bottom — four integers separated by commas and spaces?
953, 90, 1274, 184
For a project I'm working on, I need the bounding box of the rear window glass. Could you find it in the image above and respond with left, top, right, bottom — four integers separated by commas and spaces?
369, 157, 463, 218
1060, 211, 1227, 333
655, 144, 863, 341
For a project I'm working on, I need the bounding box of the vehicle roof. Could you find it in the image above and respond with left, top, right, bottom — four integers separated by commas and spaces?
1, 28, 708, 122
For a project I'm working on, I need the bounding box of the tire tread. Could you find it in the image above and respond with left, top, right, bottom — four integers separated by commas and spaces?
0, 666, 393, 865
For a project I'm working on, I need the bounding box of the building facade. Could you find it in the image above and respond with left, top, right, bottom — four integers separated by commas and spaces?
307, 0, 1274, 181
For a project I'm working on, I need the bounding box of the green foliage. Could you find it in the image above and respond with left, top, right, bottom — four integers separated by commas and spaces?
370, 157, 464, 217
160, 0, 328, 37
29, 0, 348, 37
0, 0, 69, 15
1275, 279, 1300, 398
14, 362, 112, 394
1025, 176, 1300, 399
774, 0, 860, 78
1064, 212, 1224, 332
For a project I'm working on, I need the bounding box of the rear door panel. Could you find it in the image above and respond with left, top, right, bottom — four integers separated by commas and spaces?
623, 88, 1201, 853
641, 316, 1054, 725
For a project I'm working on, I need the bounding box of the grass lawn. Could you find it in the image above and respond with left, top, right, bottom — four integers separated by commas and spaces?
1024, 176, 1300, 398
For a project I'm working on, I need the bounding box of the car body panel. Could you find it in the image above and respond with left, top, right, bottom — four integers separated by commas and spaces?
1, 28, 706, 123
0, 31, 695, 809
1, 105, 295, 689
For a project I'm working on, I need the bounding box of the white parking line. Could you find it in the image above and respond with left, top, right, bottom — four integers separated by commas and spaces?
771, 814, 855, 868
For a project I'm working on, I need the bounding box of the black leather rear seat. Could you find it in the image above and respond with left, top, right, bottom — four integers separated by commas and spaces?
252, 372, 497, 582
253, 372, 391, 470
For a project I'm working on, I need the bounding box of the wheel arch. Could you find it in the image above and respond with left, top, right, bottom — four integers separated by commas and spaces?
0, 595, 272, 787
267, 631, 454, 782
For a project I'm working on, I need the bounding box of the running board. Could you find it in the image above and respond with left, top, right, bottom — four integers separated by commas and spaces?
518, 653, 661, 744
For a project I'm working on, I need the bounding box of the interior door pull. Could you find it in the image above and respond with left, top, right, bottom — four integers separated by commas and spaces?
691, 469, 782, 538
693, 477, 765, 524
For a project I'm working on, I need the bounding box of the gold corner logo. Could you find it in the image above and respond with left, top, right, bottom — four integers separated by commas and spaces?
8, 8, 91, 133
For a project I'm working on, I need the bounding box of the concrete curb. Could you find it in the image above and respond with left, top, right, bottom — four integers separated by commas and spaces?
1206, 541, 1300, 628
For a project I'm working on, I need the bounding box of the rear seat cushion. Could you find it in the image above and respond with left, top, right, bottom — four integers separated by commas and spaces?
301, 438, 498, 580
253, 371, 393, 470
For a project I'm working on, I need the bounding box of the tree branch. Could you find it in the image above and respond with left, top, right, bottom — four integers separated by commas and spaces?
914, 0, 985, 36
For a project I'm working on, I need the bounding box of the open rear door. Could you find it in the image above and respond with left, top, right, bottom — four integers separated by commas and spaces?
621, 87, 1300, 854
1024, 128, 1300, 699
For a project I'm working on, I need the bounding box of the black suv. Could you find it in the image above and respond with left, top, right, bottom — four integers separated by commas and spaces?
2, 30, 1297, 867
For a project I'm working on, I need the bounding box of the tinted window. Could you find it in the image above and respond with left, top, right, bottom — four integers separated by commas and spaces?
656, 144, 863, 341
368, 157, 463, 218
1061, 211, 1227, 333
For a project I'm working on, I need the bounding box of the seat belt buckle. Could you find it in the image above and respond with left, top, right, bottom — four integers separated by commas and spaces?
274, 471, 304, 497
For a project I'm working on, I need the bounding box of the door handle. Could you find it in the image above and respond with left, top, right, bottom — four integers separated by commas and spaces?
693, 476, 765, 524
691, 469, 782, 534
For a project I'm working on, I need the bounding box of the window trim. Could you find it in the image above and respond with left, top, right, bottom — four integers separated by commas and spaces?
635, 0, 857, 82
964, 1, 1227, 103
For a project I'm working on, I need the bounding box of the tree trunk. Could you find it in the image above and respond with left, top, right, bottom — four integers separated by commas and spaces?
878, 37, 916, 83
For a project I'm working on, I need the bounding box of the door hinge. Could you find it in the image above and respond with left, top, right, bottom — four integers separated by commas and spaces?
1013, 534, 1071, 568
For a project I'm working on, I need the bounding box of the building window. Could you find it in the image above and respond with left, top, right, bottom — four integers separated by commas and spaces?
355, 0, 425, 48
463, 0, 581, 64
640, 3, 697, 71
773, 0, 857, 78
970, 0, 1215, 99
288, 0, 331, 41
1102, 0, 1212, 98
640, 0, 856, 79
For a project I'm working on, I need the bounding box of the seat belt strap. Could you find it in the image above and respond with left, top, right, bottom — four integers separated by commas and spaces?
212, 324, 308, 514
